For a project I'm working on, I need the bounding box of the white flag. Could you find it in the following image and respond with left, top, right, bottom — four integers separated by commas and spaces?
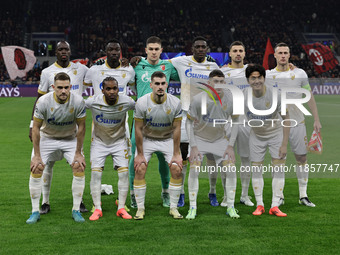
1, 46, 36, 80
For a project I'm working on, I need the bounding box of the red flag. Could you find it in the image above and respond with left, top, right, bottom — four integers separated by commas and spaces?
301, 42, 339, 74
262, 38, 275, 70
71, 58, 89, 65
1, 46, 36, 80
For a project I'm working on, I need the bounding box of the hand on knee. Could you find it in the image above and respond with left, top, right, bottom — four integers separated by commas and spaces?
135, 163, 147, 179
170, 162, 182, 179
72, 162, 85, 176
31, 163, 44, 177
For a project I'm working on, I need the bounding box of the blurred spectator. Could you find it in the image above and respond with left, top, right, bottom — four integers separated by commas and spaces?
0, 0, 339, 82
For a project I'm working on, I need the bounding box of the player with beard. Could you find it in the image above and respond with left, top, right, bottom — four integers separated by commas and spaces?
28, 41, 89, 214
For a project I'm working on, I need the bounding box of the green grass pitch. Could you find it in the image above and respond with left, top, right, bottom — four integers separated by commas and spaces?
0, 95, 339, 254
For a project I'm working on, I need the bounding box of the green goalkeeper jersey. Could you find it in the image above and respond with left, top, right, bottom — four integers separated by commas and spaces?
133, 58, 179, 98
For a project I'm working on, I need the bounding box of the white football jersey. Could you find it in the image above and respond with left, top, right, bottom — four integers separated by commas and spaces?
134, 93, 182, 140
266, 67, 310, 123
171, 56, 219, 111
38, 62, 88, 96
34, 92, 86, 139
220, 64, 249, 90
84, 60, 135, 96
187, 90, 233, 142
244, 85, 282, 138
85, 94, 135, 145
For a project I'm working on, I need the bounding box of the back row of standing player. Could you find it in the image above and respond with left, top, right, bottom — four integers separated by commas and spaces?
26, 36, 321, 223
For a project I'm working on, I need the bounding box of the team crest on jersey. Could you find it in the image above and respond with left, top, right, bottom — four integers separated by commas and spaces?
160, 65, 165, 71
100, 106, 102, 109
51, 107, 54, 112
118, 106, 123, 111
273, 75, 276, 79
223, 105, 228, 111
73, 70, 77, 75
227, 73, 231, 77
266, 102, 271, 108
148, 107, 151, 112
101, 71, 104, 76
188, 63, 191, 66
122, 73, 126, 78
206, 65, 210, 70
291, 75, 295, 80
166, 108, 172, 115
69, 107, 74, 114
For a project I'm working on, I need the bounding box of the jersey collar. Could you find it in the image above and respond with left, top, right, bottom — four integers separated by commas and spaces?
192, 56, 206, 63
252, 85, 267, 98
103, 94, 119, 105
275, 66, 290, 72
54, 62, 71, 68
53, 92, 70, 104
228, 63, 244, 69
150, 93, 167, 104
105, 59, 121, 69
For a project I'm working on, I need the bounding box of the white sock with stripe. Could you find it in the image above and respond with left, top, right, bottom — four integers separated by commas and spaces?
29, 174, 42, 213
90, 169, 102, 211
117, 167, 129, 210
134, 179, 146, 210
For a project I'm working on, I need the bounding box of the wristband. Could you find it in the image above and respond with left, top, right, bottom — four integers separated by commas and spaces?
29, 120, 33, 128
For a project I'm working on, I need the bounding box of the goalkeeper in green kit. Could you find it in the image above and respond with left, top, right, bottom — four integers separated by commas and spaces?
129, 36, 180, 208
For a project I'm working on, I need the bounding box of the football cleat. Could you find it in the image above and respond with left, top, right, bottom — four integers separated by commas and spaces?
226, 207, 240, 218
240, 196, 254, 206
269, 206, 287, 217
40, 203, 50, 214
177, 193, 185, 207
169, 208, 183, 219
26, 211, 40, 224
130, 194, 137, 209
161, 192, 170, 208
299, 197, 316, 207
220, 196, 228, 207
186, 208, 197, 220
72, 210, 85, 223
208, 193, 219, 206
252, 205, 265, 216
116, 208, 132, 219
134, 209, 145, 220
89, 209, 102, 221
80, 201, 89, 213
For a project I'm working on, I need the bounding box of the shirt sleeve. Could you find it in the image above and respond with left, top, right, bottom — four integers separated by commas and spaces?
169, 61, 180, 82
84, 96, 94, 109
83, 67, 93, 86
299, 69, 311, 91
33, 98, 45, 120
37, 69, 50, 94
134, 98, 144, 121
187, 97, 198, 121
174, 99, 183, 121
128, 97, 136, 110
128, 67, 136, 85
76, 98, 87, 120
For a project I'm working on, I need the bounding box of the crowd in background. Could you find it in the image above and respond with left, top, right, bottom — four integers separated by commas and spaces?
1, 0, 340, 83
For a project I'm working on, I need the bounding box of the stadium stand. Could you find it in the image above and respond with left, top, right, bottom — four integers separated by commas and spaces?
0, 0, 339, 82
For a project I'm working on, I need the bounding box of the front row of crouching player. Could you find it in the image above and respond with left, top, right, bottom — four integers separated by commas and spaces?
27, 65, 291, 223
